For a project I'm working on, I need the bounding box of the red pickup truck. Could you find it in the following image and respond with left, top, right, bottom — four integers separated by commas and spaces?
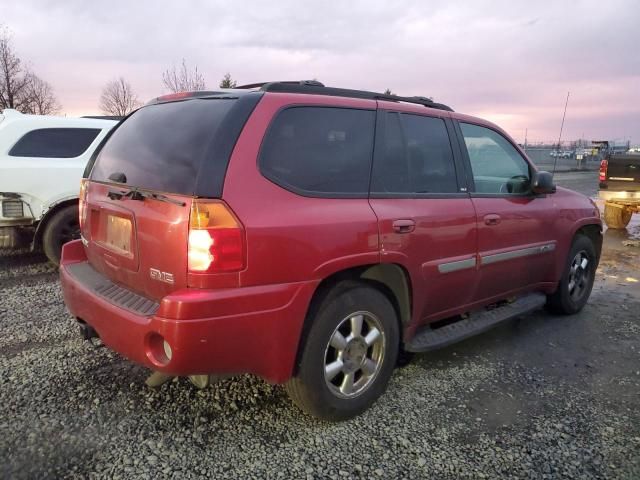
60, 82, 602, 421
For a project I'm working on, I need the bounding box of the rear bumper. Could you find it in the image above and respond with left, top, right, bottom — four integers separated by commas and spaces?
60, 240, 318, 383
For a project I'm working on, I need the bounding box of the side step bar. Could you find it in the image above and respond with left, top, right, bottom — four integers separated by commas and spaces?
405, 292, 547, 353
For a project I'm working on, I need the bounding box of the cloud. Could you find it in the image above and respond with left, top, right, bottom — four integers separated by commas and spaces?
2, 0, 639, 142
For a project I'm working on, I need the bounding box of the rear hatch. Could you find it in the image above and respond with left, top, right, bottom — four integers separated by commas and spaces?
604, 153, 640, 192
83, 92, 260, 300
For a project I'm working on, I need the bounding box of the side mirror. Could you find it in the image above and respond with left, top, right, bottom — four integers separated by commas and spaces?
531, 171, 556, 194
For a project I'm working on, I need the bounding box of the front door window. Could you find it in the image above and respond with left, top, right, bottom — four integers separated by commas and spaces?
460, 123, 530, 195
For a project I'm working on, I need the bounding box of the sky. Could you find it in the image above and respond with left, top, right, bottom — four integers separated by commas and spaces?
2, 0, 639, 143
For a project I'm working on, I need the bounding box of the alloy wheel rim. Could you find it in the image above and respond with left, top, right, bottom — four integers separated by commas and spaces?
323, 311, 386, 399
568, 250, 591, 302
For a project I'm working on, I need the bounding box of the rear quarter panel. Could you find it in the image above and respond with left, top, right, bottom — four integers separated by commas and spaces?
222, 93, 381, 288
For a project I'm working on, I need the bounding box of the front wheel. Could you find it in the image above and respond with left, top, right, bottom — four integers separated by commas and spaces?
285, 283, 399, 421
546, 234, 597, 315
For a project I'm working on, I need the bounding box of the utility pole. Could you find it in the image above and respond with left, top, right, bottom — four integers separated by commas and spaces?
552, 92, 570, 175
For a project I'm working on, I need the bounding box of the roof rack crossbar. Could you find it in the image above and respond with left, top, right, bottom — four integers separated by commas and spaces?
236, 80, 325, 90
248, 81, 453, 111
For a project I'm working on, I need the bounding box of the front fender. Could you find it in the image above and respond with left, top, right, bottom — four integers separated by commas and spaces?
553, 216, 602, 282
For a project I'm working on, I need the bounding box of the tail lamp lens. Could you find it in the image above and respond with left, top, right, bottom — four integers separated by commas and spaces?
599, 159, 608, 182
188, 200, 245, 273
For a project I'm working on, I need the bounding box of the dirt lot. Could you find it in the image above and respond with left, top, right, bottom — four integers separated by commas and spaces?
1, 171, 639, 479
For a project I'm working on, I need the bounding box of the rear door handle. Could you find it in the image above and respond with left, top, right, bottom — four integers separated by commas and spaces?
484, 214, 501, 226
392, 219, 416, 233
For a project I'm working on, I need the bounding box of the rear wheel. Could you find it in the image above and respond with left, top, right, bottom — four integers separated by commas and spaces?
603, 204, 632, 229
42, 205, 80, 265
546, 234, 597, 314
285, 283, 399, 421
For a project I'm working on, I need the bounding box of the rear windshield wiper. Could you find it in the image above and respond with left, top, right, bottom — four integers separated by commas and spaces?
107, 188, 186, 207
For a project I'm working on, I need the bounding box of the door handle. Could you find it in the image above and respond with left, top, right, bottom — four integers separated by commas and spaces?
484, 214, 501, 226
392, 219, 416, 233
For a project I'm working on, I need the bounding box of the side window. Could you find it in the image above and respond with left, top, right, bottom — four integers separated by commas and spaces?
9, 128, 101, 158
371, 112, 458, 194
259, 107, 375, 197
459, 123, 530, 194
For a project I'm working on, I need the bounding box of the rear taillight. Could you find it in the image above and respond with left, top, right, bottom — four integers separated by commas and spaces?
79, 179, 88, 232
599, 159, 608, 182
188, 200, 245, 273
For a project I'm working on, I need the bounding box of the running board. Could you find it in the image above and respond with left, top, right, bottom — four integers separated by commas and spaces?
405, 292, 547, 353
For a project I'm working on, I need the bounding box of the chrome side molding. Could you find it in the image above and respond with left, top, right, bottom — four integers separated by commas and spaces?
481, 243, 556, 266
438, 257, 476, 273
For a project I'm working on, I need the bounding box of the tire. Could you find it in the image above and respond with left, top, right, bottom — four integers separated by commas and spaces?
42, 205, 80, 265
546, 234, 597, 315
285, 283, 399, 421
603, 204, 632, 229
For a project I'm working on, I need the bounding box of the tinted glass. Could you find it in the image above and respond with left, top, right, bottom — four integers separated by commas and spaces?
260, 107, 375, 196
9, 128, 101, 158
91, 99, 235, 195
460, 123, 530, 194
371, 113, 457, 194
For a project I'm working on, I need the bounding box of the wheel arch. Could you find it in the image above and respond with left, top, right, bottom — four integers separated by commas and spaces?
574, 222, 603, 263
291, 263, 412, 375
32, 198, 79, 250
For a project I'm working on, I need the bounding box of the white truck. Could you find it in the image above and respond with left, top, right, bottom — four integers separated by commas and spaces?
0, 109, 118, 264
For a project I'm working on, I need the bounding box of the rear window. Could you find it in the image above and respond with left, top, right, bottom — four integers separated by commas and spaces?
259, 107, 375, 197
9, 128, 101, 158
91, 99, 236, 196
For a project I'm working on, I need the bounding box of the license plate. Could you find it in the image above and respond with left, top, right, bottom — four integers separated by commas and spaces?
105, 215, 132, 254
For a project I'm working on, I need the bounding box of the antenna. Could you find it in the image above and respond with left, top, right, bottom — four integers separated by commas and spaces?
552, 92, 570, 175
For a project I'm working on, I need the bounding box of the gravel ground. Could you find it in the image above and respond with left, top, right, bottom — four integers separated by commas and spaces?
1, 173, 639, 479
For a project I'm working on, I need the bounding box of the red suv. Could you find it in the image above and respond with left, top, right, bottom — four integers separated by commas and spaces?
60, 81, 602, 421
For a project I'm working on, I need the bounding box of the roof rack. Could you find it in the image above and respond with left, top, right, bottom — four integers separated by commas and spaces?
236, 80, 453, 112
236, 80, 325, 90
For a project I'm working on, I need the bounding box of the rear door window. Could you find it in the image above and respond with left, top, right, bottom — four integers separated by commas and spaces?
9, 128, 101, 158
91, 98, 236, 196
371, 112, 458, 194
259, 107, 375, 197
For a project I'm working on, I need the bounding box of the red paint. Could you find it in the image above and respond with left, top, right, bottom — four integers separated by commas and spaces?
61, 239, 318, 382
60, 90, 602, 384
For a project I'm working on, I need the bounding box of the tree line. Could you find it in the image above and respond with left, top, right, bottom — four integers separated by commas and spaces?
0, 26, 403, 118
0, 26, 240, 117
0, 27, 60, 115
100, 60, 239, 116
